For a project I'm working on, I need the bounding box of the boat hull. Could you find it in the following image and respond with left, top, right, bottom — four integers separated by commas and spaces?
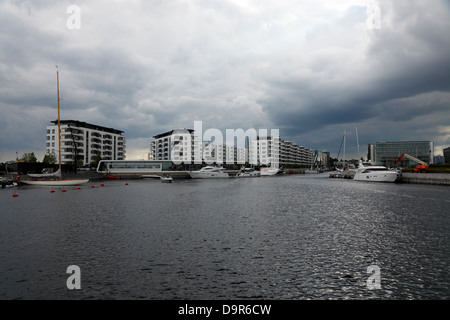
141, 175, 161, 179
22, 179, 89, 186
353, 172, 398, 182
189, 172, 229, 179
236, 173, 260, 178
260, 168, 282, 176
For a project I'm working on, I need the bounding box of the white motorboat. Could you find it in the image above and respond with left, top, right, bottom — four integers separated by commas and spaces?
1, 178, 18, 188
236, 168, 260, 178
189, 166, 229, 179
260, 167, 283, 176
353, 161, 399, 182
160, 175, 173, 183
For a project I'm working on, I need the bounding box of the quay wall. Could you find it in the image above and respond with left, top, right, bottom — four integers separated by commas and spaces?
400, 173, 450, 186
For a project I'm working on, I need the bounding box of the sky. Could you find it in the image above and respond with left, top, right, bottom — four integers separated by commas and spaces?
1, 0, 449, 162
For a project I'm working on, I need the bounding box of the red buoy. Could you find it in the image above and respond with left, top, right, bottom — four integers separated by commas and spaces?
61, 189, 67, 192
12, 193, 19, 197
125, 183, 128, 185
91, 185, 95, 188
100, 183, 104, 186
50, 189, 56, 193
76, 187, 81, 190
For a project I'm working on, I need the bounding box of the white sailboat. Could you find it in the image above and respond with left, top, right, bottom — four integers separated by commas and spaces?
22, 68, 89, 186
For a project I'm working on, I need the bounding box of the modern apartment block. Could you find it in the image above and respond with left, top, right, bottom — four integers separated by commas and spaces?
150, 128, 315, 167
150, 129, 247, 164
46, 120, 126, 166
248, 136, 279, 166
248, 137, 314, 167
279, 140, 314, 166
368, 141, 434, 167
150, 129, 196, 162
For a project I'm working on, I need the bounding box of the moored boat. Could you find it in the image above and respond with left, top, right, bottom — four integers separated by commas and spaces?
160, 175, 173, 183
260, 167, 284, 176
189, 166, 229, 179
353, 161, 399, 182
21, 68, 88, 186
1, 178, 18, 188
236, 167, 260, 178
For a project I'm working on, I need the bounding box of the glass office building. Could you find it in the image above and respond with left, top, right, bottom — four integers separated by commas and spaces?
444, 147, 450, 164
368, 141, 434, 167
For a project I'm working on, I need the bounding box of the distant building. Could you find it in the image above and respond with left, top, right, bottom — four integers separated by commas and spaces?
368, 141, 434, 167
250, 137, 313, 167
444, 147, 450, 164
150, 129, 249, 165
150, 128, 314, 166
434, 155, 444, 164
150, 129, 196, 163
46, 120, 126, 166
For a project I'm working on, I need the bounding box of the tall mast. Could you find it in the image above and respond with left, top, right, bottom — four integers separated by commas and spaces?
343, 130, 346, 168
355, 127, 360, 160
56, 66, 61, 172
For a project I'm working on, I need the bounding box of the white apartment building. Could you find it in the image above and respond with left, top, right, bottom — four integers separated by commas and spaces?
46, 120, 126, 165
249, 136, 280, 166
150, 129, 248, 165
150, 129, 197, 163
150, 128, 314, 166
249, 137, 314, 166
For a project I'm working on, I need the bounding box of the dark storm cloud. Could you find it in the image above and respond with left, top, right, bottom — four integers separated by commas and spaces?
258, 0, 450, 156
1, 0, 449, 161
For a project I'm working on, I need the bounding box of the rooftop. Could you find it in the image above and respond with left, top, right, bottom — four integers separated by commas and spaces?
50, 120, 124, 135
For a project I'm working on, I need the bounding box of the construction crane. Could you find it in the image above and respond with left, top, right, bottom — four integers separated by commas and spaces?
395, 153, 429, 173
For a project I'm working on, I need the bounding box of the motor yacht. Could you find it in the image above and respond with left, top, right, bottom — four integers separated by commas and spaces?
260, 167, 284, 176
236, 168, 260, 178
353, 161, 399, 182
189, 166, 229, 179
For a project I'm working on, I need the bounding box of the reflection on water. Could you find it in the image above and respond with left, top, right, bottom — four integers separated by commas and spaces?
0, 174, 449, 299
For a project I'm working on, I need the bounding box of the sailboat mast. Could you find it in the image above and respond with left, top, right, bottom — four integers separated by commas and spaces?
355, 127, 360, 160
56, 67, 61, 172
343, 130, 346, 168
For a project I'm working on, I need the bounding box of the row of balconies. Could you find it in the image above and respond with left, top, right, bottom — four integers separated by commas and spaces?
59, 129, 124, 140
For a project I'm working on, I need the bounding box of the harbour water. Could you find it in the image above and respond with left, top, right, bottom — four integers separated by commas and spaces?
0, 174, 449, 300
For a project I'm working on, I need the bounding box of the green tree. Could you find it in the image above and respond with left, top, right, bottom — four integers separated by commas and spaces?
20, 152, 37, 163
89, 153, 102, 168
43, 152, 57, 164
